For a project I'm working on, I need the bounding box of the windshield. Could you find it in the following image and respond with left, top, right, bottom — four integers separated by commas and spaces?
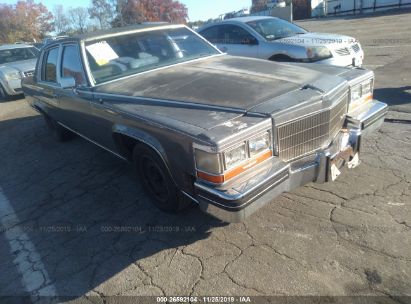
0, 47, 39, 64
85, 27, 220, 84
247, 18, 307, 41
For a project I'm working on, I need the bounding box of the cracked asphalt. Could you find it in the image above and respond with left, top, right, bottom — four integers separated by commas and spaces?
0, 9, 410, 303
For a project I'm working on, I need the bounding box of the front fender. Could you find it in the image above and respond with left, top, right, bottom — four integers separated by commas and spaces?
112, 124, 175, 178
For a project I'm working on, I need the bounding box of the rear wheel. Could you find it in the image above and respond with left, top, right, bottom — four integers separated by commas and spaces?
43, 114, 73, 142
133, 144, 191, 213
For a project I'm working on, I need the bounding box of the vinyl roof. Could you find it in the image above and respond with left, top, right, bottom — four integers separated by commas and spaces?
72, 22, 177, 41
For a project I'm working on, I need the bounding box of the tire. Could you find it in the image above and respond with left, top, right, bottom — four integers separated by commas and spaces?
43, 114, 73, 142
269, 55, 295, 62
133, 144, 191, 213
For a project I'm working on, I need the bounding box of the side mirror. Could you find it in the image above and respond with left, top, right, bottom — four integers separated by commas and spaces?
60, 76, 76, 89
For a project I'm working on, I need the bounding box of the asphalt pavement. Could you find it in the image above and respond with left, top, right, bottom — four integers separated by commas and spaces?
0, 8, 410, 304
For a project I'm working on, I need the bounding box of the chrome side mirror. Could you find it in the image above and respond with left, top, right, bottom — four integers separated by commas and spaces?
60, 76, 76, 89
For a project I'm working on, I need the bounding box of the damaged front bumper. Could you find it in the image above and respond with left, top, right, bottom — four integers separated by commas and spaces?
194, 100, 388, 223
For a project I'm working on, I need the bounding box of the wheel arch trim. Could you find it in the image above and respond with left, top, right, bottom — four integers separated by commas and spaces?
112, 124, 179, 185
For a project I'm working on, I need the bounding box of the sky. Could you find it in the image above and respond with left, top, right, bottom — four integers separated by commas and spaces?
2, 0, 252, 21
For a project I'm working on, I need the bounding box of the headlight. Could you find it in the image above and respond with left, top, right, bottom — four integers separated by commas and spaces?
5, 71, 21, 80
224, 144, 247, 170
349, 78, 374, 112
249, 132, 270, 157
194, 131, 273, 184
194, 149, 222, 175
351, 84, 362, 101
306, 46, 332, 61
361, 79, 373, 96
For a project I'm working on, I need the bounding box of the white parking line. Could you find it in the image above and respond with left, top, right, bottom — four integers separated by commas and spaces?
0, 187, 57, 299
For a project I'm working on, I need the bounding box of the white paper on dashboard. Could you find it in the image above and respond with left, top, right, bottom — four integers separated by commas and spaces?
86, 41, 119, 66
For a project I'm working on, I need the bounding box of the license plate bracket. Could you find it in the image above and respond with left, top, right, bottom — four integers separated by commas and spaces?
329, 146, 360, 181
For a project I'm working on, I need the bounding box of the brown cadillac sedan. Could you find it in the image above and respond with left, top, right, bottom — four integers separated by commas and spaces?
22, 24, 387, 222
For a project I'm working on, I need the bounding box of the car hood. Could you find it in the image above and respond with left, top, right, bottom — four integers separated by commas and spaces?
276, 32, 357, 48
0, 59, 36, 73
95, 55, 348, 130
96, 55, 340, 110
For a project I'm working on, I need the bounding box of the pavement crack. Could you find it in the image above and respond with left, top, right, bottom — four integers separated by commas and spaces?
133, 261, 166, 296
181, 248, 204, 297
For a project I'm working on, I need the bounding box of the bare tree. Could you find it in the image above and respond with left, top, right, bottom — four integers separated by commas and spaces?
88, 0, 115, 29
68, 7, 89, 34
53, 5, 69, 34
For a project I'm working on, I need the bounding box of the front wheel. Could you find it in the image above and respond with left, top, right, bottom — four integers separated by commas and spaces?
133, 144, 190, 213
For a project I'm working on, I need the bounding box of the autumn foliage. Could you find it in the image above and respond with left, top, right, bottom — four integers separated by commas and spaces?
0, 0, 188, 43
250, 0, 268, 13
0, 0, 54, 43
113, 0, 188, 27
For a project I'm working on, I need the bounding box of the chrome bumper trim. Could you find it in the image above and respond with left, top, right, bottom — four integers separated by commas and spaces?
195, 99, 388, 222
347, 100, 388, 135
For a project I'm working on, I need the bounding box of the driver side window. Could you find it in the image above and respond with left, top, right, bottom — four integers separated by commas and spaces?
219, 25, 257, 45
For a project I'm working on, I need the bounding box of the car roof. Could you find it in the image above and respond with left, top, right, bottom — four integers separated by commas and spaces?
0, 44, 34, 50
198, 16, 277, 31
225, 16, 278, 23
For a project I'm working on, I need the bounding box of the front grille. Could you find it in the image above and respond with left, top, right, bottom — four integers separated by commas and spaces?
276, 94, 348, 162
352, 43, 361, 53
23, 70, 34, 77
335, 47, 351, 56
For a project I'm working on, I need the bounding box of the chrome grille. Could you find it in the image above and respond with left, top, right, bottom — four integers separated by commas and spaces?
335, 47, 350, 56
23, 70, 34, 77
276, 95, 348, 162
352, 43, 361, 53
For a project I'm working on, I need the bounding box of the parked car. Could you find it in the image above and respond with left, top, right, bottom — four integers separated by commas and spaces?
198, 16, 364, 67
0, 44, 39, 100
42, 36, 69, 46
22, 24, 386, 222
33, 43, 45, 50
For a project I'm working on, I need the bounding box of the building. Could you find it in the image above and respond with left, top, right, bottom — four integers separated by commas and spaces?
252, 0, 411, 20
312, 0, 411, 17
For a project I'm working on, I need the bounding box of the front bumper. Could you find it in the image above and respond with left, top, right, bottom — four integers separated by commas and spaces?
1, 78, 23, 96
194, 100, 387, 222
317, 49, 364, 67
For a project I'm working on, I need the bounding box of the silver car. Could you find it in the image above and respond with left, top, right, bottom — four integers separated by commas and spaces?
0, 44, 39, 99
198, 16, 364, 67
